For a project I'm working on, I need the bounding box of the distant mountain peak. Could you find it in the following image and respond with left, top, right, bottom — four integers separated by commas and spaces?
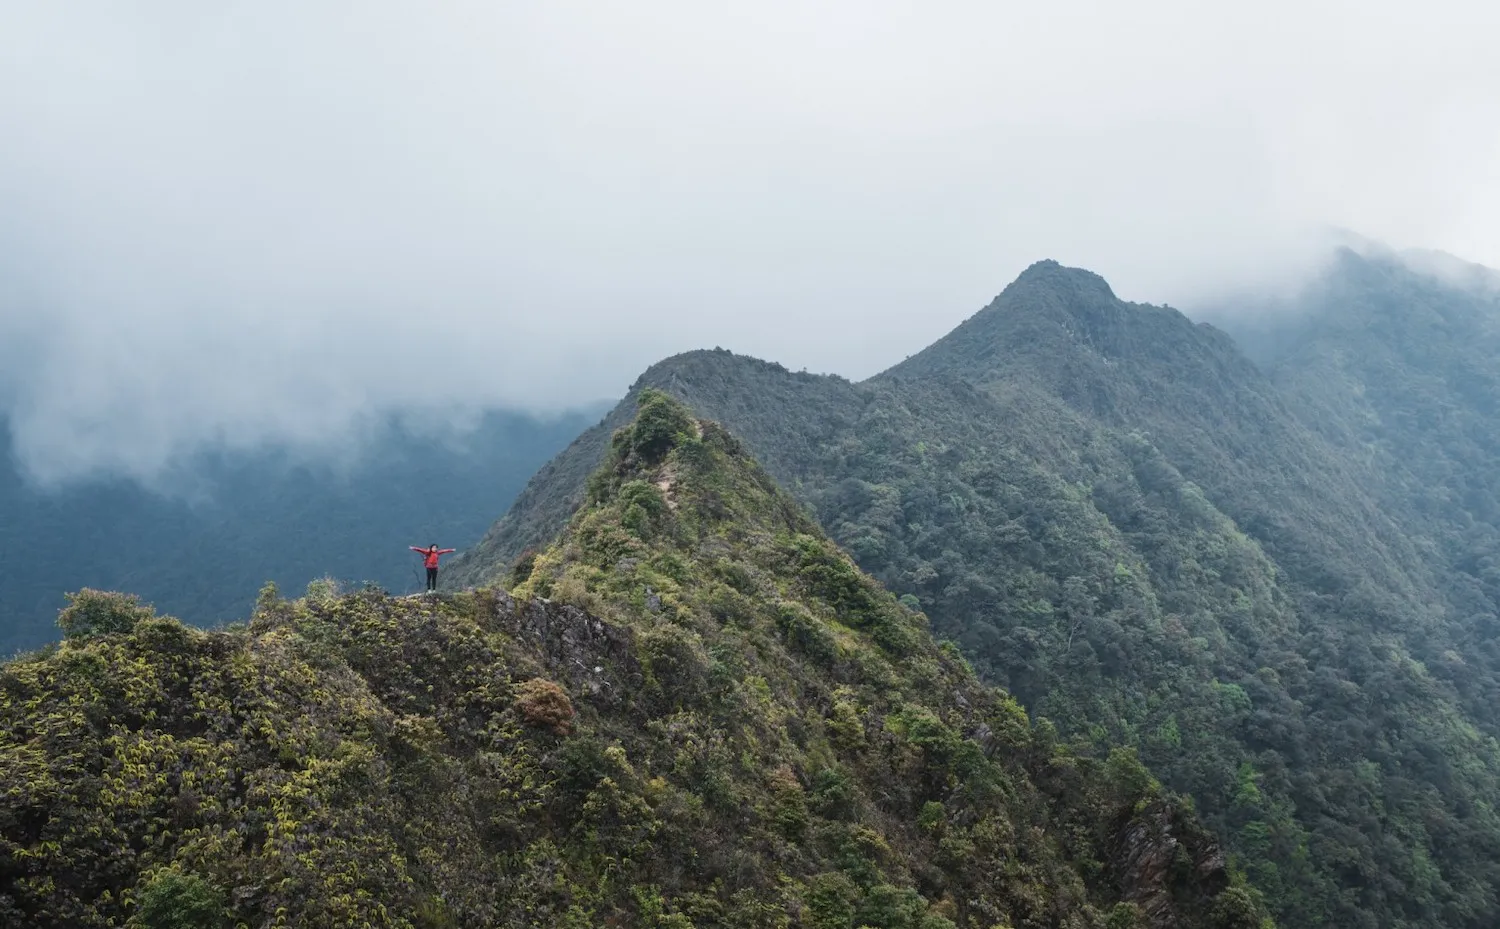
878, 260, 1253, 411
1006, 258, 1120, 303
629, 347, 795, 390
443, 246, 1500, 929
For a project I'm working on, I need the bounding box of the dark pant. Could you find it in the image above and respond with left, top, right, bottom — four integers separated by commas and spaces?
426, 567, 438, 590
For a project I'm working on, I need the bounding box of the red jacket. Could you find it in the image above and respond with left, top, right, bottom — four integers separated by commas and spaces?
412, 547, 455, 568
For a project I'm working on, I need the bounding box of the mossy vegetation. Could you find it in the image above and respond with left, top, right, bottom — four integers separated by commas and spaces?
0, 391, 1267, 929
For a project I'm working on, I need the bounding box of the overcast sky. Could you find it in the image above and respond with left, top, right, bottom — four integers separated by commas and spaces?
3, 1, 1499, 483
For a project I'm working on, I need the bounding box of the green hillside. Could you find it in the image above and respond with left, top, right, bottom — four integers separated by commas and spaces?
1220, 250, 1500, 721
0, 392, 1265, 929
451, 255, 1500, 929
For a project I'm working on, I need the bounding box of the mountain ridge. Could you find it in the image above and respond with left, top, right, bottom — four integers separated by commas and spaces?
452, 254, 1500, 929
0, 391, 1267, 928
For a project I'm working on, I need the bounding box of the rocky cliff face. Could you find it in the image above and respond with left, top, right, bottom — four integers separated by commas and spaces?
1110, 800, 1235, 926
474, 591, 642, 706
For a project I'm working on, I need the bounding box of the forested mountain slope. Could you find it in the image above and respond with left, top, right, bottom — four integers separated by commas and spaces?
879, 260, 1434, 616
452, 258, 1500, 929
1216, 247, 1500, 735
449, 353, 867, 582
0, 407, 603, 655
0, 392, 1266, 929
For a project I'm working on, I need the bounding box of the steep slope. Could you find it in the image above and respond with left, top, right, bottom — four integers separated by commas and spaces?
457, 264, 1500, 929
880, 260, 1433, 617
0, 391, 1267, 929
0, 406, 603, 655
449, 352, 867, 585
1216, 247, 1500, 728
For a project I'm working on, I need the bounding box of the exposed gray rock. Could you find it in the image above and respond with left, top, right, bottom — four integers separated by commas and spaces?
480, 590, 643, 704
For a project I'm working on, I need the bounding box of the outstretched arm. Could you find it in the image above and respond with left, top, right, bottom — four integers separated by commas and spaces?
438, 549, 456, 556
411, 547, 427, 554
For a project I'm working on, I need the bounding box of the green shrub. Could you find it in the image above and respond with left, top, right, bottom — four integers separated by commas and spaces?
1107, 902, 1146, 929
791, 536, 877, 623
57, 588, 156, 639
769, 765, 809, 840
552, 574, 601, 613
413, 895, 459, 929
129, 867, 226, 929
640, 624, 710, 708
631, 389, 697, 463
305, 575, 341, 602
853, 883, 930, 929
1207, 886, 1273, 929
508, 549, 539, 587
619, 480, 669, 538
250, 581, 292, 630
917, 801, 946, 832
810, 767, 858, 820
827, 696, 866, 750
1104, 747, 1157, 806
703, 584, 757, 627
806, 872, 859, 929
776, 602, 838, 667
674, 434, 714, 472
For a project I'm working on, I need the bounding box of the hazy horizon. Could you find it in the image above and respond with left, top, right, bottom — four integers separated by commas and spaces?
4, 2, 1499, 484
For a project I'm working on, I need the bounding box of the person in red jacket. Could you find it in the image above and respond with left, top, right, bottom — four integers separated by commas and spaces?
412, 544, 456, 592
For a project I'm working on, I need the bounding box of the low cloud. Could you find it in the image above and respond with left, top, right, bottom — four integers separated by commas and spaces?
3, 1, 1498, 482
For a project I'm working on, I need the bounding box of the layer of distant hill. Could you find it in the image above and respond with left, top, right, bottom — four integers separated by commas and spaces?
0, 405, 606, 655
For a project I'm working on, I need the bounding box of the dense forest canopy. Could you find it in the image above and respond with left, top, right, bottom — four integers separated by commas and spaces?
453, 250, 1500, 929
0, 393, 1267, 928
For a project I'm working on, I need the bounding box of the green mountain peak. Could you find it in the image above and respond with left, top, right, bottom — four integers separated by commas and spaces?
456, 255, 1500, 929
870, 263, 1263, 455
0, 391, 1267, 929
1007, 258, 1121, 303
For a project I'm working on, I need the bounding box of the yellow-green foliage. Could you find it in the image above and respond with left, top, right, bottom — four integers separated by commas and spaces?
56, 588, 158, 640
0, 393, 1268, 929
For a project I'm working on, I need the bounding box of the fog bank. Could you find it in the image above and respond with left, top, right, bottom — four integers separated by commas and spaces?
3, 1, 1498, 482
